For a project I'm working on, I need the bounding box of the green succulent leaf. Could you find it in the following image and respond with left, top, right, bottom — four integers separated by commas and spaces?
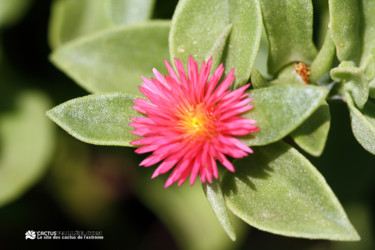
310, 29, 336, 83
260, 0, 317, 75
108, 0, 155, 25
291, 101, 331, 157
363, 55, 375, 80
359, 0, 375, 65
250, 68, 269, 89
346, 93, 375, 155
202, 179, 236, 241
0, 91, 54, 207
329, 0, 361, 63
169, 0, 230, 63
48, 0, 155, 49
50, 21, 170, 94
222, 141, 360, 241
206, 24, 233, 71
170, 0, 262, 87
49, 0, 112, 49
331, 62, 369, 109
241, 84, 328, 146
47, 93, 141, 147
253, 28, 270, 78
222, 0, 262, 88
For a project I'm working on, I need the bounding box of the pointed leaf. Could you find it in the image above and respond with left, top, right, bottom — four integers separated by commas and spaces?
251, 68, 269, 89
291, 101, 331, 157
50, 21, 170, 94
202, 179, 236, 241
240, 84, 328, 146
223, 0, 262, 88
329, 0, 361, 63
346, 93, 375, 155
222, 141, 360, 240
260, 0, 317, 75
0, 91, 54, 207
47, 93, 141, 147
310, 29, 336, 83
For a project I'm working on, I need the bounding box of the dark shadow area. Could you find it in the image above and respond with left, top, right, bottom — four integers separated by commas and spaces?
362, 100, 375, 119
152, 0, 179, 20
308, 101, 375, 203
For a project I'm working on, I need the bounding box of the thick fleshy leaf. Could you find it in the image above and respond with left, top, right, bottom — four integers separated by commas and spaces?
359, 0, 375, 65
253, 28, 270, 78
48, 0, 112, 49
310, 29, 336, 83
260, 0, 317, 75
223, 0, 262, 88
108, 0, 155, 25
206, 24, 232, 71
170, 0, 262, 87
346, 93, 375, 155
49, 0, 156, 49
250, 68, 269, 89
47, 93, 141, 147
240, 84, 328, 146
331, 62, 369, 109
329, 0, 361, 63
0, 91, 54, 207
202, 179, 236, 241
222, 141, 360, 240
50, 21, 170, 94
136, 177, 246, 250
0, 0, 31, 27
169, 0, 230, 64
291, 101, 331, 157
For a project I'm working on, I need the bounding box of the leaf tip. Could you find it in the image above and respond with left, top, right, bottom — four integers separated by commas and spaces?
227, 230, 236, 242
46, 108, 58, 124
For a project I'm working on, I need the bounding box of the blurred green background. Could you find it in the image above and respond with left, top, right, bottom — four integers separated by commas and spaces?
0, 1, 374, 249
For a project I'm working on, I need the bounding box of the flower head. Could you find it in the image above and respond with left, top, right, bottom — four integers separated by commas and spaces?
130, 56, 259, 188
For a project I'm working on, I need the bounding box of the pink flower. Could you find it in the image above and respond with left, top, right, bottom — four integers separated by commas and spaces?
130, 56, 259, 188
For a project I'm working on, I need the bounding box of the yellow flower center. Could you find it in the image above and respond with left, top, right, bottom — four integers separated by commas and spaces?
178, 103, 216, 139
